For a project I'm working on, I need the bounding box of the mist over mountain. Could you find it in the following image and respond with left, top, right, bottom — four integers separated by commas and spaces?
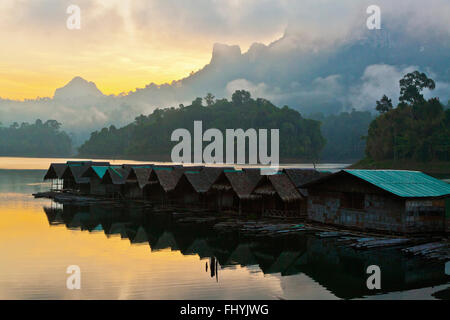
1, 20, 449, 145
53, 76, 104, 100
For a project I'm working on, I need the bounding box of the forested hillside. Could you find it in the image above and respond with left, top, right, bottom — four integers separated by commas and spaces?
363, 71, 450, 165
0, 120, 72, 157
310, 110, 373, 162
78, 90, 325, 162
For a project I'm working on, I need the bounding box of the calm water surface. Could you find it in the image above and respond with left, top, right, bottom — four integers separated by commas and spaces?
0, 158, 448, 300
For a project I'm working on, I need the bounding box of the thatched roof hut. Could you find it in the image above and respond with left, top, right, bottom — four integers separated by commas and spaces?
61, 164, 91, 185
101, 167, 130, 185
148, 166, 204, 193
43, 163, 68, 180
210, 170, 261, 200
126, 167, 153, 189
82, 166, 110, 180
176, 167, 235, 194
282, 168, 330, 196
253, 173, 302, 203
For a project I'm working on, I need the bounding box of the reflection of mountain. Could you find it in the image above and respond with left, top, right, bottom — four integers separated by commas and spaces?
43, 203, 449, 299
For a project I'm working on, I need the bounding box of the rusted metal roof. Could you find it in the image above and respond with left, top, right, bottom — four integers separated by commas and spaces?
344, 170, 450, 198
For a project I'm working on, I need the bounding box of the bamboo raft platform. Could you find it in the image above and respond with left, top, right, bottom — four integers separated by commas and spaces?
402, 242, 450, 262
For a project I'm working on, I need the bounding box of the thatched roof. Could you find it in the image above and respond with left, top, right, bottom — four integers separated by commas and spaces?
44, 163, 67, 180
82, 166, 110, 179
149, 166, 205, 192
211, 170, 261, 199
242, 168, 265, 186
253, 174, 302, 202
180, 172, 210, 193
121, 163, 153, 169
101, 167, 130, 185
61, 164, 91, 184
282, 168, 330, 196
149, 168, 184, 192
127, 167, 153, 188
174, 166, 234, 194
56, 161, 111, 183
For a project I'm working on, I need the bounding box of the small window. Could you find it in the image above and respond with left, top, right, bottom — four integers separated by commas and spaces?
340, 192, 365, 210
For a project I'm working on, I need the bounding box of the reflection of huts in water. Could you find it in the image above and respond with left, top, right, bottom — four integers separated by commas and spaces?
225, 243, 259, 267
252, 173, 303, 217
125, 167, 153, 199
152, 231, 179, 251
302, 169, 450, 234
298, 236, 449, 299
100, 166, 130, 198
209, 170, 261, 214
131, 226, 149, 244
282, 168, 331, 215
43, 206, 65, 226
172, 167, 233, 207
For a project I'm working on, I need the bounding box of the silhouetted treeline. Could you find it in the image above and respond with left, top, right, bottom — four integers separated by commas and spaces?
0, 119, 72, 157
366, 71, 450, 162
310, 110, 373, 161
78, 90, 326, 161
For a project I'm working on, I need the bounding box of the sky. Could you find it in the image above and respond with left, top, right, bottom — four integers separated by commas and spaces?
2, 0, 448, 100
1, 0, 286, 100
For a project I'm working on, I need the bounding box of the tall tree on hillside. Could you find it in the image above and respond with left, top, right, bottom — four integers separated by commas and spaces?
365, 72, 449, 162
375, 95, 393, 113
204, 93, 215, 107
399, 71, 435, 105
231, 90, 251, 106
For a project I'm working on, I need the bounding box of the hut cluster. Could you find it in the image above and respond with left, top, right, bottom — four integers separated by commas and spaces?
44, 161, 450, 233
44, 161, 326, 217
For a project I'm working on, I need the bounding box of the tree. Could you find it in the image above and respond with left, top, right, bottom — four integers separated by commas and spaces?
0, 119, 72, 156
191, 97, 203, 107
231, 90, 251, 106
78, 92, 326, 161
399, 71, 435, 105
44, 120, 61, 130
365, 72, 449, 163
375, 95, 393, 113
204, 93, 215, 107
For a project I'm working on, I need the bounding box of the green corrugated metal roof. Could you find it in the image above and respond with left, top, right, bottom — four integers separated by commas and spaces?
344, 170, 450, 198
91, 166, 109, 179
153, 167, 173, 171
110, 167, 122, 178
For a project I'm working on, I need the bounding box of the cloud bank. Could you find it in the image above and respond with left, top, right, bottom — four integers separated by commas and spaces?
0, 0, 449, 145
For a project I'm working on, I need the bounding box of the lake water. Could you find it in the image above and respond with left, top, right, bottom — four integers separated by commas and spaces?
0, 158, 448, 300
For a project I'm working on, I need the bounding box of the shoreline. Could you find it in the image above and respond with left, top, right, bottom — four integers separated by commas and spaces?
0, 155, 350, 170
